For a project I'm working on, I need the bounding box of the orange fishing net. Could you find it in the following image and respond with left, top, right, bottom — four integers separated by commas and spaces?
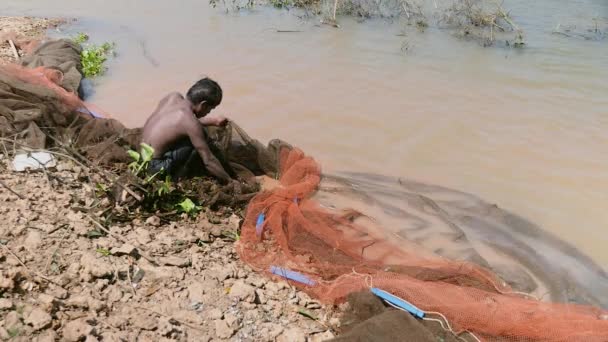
238, 147, 608, 341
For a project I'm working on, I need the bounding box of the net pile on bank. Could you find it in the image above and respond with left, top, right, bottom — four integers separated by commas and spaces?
2, 39, 607, 342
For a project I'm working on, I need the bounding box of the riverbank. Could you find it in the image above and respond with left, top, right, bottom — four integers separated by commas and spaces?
0, 16, 338, 341
0, 159, 336, 341
0, 17, 65, 64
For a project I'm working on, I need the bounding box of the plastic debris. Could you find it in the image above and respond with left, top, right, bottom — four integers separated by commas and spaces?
270, 266, 316, 286
256, 213, 265, 238
11, 152, 56, 172
371, 287, 425, 318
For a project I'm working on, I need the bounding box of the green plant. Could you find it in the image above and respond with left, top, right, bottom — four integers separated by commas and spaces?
80, 42, 116, 78
72, 32, 89, 44
95, 183, 109, 197
96, 248, 111, 256
269, 0, 292, 8
177, 198, 201, 215
128, 143, 155, 177
221, 230, 240, 241
155, 175, 173, 196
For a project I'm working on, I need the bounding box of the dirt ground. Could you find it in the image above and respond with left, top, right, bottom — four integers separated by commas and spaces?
0, 156, 338, 341
0, 17, 65, 64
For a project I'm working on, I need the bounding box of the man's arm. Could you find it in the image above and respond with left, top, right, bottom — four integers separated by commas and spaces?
199, 115, 227, 127
181, 113, 232, 182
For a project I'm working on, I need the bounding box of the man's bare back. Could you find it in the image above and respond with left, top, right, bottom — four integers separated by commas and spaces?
141, 78, 231, 182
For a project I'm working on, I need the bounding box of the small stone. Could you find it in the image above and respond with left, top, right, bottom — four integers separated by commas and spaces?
277, 327, 306, 342
248, 276, 266, 288
33, 330, 57, 342
160, 256, 190, 267
309, 331, 335, 342
210, 225, 222, 237
329, 317, 341, 327
85, 335, 99, 342
197, 231, 212, 243
100, 332, 122, 342
0, 298, 13, 310
228, 214, 241, 230
80, 253, 113, 280
157, 316, 177, 337
24, 308, 52, 331
224, 313, 239, 328
4, 311, 21, 328
62, 318, 94, 342
0, 327, 9, 340
229, 280, 256, 303
187, 282, 205, 303
134, 228, 152, 245
46, 284, 68, 299
66, 294, 89, 309
24, 230, 42, 250
106, 286, 123, 303
131, 313, 157, 330
210, 266, 233, 281
145, 216, 161, 226
263, 323, 284, 339
214, 319, 235, 339
207, 308, 223, 320
255, 289, 267, 304
110, 243, 137, 256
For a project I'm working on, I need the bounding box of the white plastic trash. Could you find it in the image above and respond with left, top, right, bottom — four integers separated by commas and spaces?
11, 152, 56, 172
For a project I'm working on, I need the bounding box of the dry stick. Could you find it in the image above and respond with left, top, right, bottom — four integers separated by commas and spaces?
0, 178, 25, 199
44, 225, 71, 275
46, 135, 143, 202
8, 40, 19, 60
128, 305, 205, 332
126, 258, 136, 296
332, 0, 339, 21
402, 2, 410, 19
85, 213, 158, 265
0, 243, 62, 286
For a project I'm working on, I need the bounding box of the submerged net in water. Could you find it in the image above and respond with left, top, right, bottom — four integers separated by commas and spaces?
238, 147, 608, 341
2, 38, 608, 342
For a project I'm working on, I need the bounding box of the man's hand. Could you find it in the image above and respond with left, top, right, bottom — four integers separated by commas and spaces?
201, 115, 228, 127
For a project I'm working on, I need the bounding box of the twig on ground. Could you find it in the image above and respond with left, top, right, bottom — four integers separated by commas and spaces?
128, 305, 206, 332
126, 258, 136, 296
85, 213, 158, 265
46, 134, 143, 202
0, 178, 26, 199
0, 243, 62, 286
44, 225, 71, 275
8, 40, 19, 60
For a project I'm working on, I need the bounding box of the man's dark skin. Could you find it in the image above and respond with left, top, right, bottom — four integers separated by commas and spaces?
142, 92, 232, 182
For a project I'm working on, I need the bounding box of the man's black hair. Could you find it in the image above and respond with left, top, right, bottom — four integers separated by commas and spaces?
186, 77, 223, 108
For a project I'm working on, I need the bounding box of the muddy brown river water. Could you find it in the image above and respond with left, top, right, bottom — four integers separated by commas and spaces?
4, 0, 608, 268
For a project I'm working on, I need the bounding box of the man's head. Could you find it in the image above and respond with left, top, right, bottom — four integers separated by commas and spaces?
186, 77, 223, 117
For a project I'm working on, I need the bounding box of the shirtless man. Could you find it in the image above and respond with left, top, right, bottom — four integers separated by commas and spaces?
142, 78, 232, 182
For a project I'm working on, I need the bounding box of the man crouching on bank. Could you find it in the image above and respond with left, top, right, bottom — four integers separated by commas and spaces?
142, 77, 234, 183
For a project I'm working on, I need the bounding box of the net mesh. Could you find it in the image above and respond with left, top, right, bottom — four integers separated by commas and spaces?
238, 147, 608, 341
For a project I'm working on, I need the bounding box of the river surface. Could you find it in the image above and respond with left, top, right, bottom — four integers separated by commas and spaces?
4, 0, 608, 267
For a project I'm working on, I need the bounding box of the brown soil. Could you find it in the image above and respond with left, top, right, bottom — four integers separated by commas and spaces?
0, 155, 338, 341
0, 16, 65, 64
